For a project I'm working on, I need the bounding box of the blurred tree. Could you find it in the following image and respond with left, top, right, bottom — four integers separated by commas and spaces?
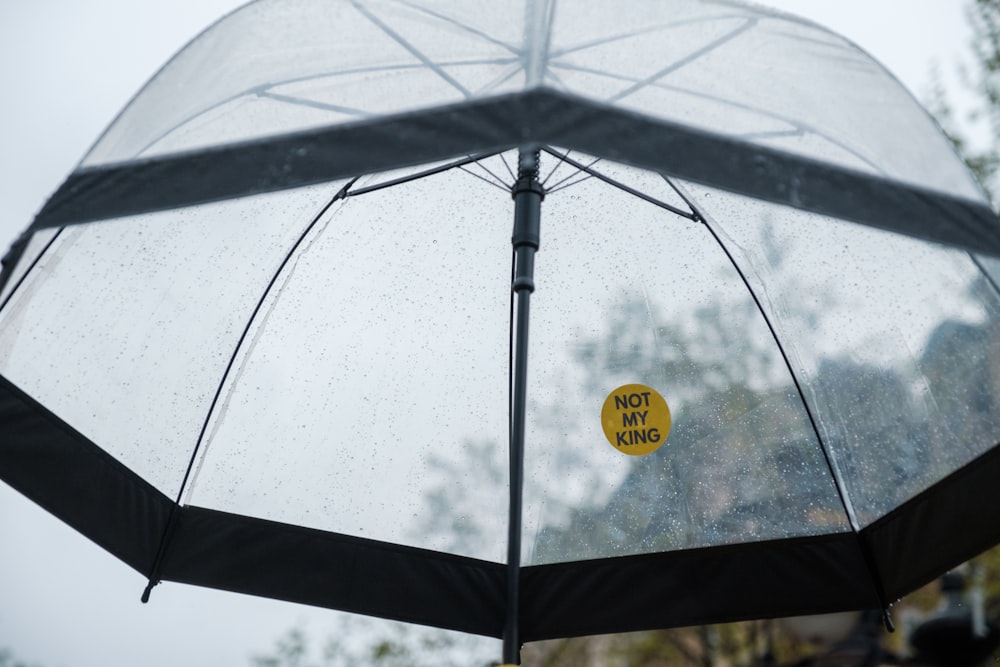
926, 0, 1000, 202
922, 2, 1000, 662
252, 619, 497, 667
0, 649, 42, 667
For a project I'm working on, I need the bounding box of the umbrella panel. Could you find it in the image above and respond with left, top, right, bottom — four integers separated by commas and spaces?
686, 181, 1000, 527
520, 158, 849, 565
79, 0, 980, 210
0, 183, 345, 498
82, 0, 526, 165
184, 163, 513, 559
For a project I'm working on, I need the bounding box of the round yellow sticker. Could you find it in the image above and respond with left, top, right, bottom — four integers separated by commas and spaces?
601, 383, 671, 456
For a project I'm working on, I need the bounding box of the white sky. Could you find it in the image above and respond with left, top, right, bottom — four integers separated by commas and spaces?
0, 2, 983, 666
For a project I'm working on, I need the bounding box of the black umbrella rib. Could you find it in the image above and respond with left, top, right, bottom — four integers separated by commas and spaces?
498, 151, 517, 183
542, 147, 697, 220
970, 253, 1000, 298
0, 227, 66, 316
140, 178, 358, 602
457, 166, 511, 193
346, 152, 505, 197
462, 158, 515, 191
538, 147, 573, 187
665, 176, 896, 627
540, 148, 600, 191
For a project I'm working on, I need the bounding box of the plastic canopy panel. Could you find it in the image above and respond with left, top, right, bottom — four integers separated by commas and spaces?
688, 182, 1000, 527
3, 0, 1000, 662
81, 0, 974, 201
25, 0, 997, 256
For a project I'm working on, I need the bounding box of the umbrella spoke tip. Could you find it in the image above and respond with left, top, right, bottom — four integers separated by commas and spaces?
140, 580, 157, 604
882, 607, 896, 633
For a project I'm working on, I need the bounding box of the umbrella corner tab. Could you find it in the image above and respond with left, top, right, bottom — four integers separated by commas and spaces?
140, 580, 157, 604
882, 607, 896, 633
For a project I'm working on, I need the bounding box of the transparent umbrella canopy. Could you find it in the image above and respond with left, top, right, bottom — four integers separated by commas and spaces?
2, 1, 1000, 665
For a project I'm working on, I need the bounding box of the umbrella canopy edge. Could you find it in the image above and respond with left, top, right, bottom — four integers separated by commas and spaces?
0, 373, 507, 637
22, 89, 1000, 258
0, 373, 171, 575
162, 506, 507, 638
519, 532, 879, 642
4, 368, 1000, 641
863, 441, 1000, 602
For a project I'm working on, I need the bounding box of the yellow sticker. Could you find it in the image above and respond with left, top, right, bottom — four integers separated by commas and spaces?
601, 383, 671, 456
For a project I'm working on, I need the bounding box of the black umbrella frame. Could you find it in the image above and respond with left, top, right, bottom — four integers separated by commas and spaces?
2, 2, 1000, 665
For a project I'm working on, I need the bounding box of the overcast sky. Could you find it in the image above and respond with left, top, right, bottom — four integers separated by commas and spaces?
0, 2, 984, 666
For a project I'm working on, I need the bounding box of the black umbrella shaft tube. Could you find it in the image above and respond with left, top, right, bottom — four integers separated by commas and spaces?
504, 149, 543, 666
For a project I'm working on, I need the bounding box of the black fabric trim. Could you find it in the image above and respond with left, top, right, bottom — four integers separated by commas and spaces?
29, 88, 1000, 257
863, 443, 1000, 600
4, 370, 1000, 640
162, 506, 506, 637
520, 533, 879, 642
0, 374, 171, 574
155, 512, 883, 642
32, 92, 535, 228
547, 94, 1000, 257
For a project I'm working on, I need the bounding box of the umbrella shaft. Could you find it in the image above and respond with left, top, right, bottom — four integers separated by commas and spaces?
505, 148, 543, 665
506, 289, 530, 665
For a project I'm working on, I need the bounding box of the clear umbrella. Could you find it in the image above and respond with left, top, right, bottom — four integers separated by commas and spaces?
1, 1, 999, 665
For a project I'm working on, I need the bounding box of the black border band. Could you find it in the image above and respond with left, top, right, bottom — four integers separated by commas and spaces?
3, 371, 1000, 640
28, 88, 1000, 257
163, 506, 506, 637
865, 442, 1000, 600
0, 374, 171, 573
